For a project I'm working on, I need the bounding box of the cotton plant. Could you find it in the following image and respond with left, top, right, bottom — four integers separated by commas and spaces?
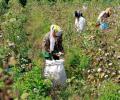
1, 2, 32, 72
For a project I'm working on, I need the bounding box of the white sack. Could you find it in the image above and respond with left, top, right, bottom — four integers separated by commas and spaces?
44, 59, 67, 86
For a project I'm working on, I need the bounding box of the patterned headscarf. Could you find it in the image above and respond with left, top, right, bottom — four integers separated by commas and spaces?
50, 24, 62, 52
105, 7, 112, 15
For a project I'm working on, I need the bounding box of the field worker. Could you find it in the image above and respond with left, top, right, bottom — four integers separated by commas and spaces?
96, 7, 112, 30
75, 10, 86, 32
42, 24, 64, 60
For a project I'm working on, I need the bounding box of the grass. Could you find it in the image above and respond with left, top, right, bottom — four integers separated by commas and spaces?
0, 0, 120, 99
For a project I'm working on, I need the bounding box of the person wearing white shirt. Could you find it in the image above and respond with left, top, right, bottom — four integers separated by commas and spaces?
75, 11, 86, 33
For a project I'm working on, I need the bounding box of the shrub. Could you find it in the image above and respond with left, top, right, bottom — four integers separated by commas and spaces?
0, 0, 8, 15
19, 0, 27, 7
2, 1, 31, 59
13, 66, 52, 99
5, 0, 10, 4
0, 46, 10, 67
66, 47, 90, 69
99, 81, 120, 100
65, 47, 91, 79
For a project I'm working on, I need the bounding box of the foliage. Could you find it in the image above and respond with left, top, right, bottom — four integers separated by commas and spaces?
0, 46, 10, 66
99, 81, 120, 100
0, 0, 9, 15
65, 47, 91, 78
19, 0, 27, 7
0, 0, 120, 99
13, 66, 52, 99
1, 0, 31, 59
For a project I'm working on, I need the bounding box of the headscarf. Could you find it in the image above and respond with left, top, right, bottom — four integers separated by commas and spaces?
105, 7, 112, 15
97, 7, 112, 23
50, 24, 62, 52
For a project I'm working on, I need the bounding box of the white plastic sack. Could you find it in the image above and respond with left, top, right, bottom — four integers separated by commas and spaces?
44, 59, 67, 86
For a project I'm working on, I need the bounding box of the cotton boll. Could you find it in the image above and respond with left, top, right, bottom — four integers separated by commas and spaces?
105, 53, 109, 56
17, 35, 20, 40
98, 48, 102, 51
106, 70, 111, 74
0, 34, 2, 38
104, 74, 109, 79
87, 70, 91, 73
91, 69, 96, 73
97, 68, 102, 73
33, 88, 39, 93
17, 36, 20, 38
8, 42, 15, 48
117, 56, 120, 59
111, 72, 116, 76
108, 63, 113, 66
118, 70, 120, 74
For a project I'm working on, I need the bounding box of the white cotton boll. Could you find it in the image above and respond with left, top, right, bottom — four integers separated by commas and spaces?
118, 70, 120, 74
8, 42, 15, 47
33, 88, 39, 93
108, 63, 113, 66
17, 35, 20, 40
104, 75, 109, 78
87, 70, 91, 73
98, 48, 102, 51
17, 36, 20, 38
0, 34, 2, 38
75, 17, 86, 33
97, 68, 102, 73
92, 69, 96, 72
111, 72, 116, 76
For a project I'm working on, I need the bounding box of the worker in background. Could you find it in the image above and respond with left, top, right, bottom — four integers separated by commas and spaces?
96, 7, 112, 30
42, 24, 64, 60
75, 10, 86, 33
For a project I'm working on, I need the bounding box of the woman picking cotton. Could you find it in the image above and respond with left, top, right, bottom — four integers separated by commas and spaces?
42, 25, 66, 87
75, 10, 86, 33
96, 7, 112, 31
42, 24, 64, 60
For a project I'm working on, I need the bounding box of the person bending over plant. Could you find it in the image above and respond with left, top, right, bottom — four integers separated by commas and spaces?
42, 24, 64, 60
96, 7, 112, 31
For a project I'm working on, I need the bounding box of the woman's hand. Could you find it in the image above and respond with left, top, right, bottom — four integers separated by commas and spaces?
56, 52, 64, 56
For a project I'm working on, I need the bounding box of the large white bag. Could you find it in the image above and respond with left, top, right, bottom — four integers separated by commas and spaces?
44, 59, 67, 86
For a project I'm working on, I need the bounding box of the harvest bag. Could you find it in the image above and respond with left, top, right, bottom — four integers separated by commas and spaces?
100, 22, 109, 30
44, 59, 67, 86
